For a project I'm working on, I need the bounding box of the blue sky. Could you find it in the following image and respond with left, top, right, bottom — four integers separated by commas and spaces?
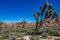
0, 0, 60, 22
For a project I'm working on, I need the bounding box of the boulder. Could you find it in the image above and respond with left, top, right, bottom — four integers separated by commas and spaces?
23, 35, 32, 40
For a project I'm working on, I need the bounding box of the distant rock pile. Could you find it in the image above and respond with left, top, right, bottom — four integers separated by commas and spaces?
0, 22, 35, 27
0, 17, 60, 27
42, 17, 60, 27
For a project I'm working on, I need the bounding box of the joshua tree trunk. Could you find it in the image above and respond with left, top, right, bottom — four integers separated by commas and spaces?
22, 23, 25, 28
34, 17, 38, 34
37, 12, 43, 32
34, 12, 43, 35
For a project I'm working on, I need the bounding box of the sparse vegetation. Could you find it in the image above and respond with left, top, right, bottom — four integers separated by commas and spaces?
0, 26, 60, 40
0, 0, 60, 40
1, 28, 9, 39
55, 38, 60, 40
41, 32, 48, 38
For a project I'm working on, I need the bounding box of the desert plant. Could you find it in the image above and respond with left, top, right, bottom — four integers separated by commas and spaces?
1, 28, 9, 39
47, 28, 60, 36
22, 20, 26, 28
32, 35, 40, 40
0, 22, 4, 31
41, 32, 48, 38
52, 30, 60, 36
34, 12, 40, 34
33, 0, 59, 35
9, 32, 16, 40
40, 27, 60, 36
0, 37, 4, 40
33, 1, 49, 32
55, 38, 60, 40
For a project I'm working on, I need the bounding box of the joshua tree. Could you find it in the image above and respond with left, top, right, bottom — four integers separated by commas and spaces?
37, 1, 48, 31
34, 12, 40, 33
15, 22, 21, 27
33, 1, 51, 34
22, 20, 26, 28
33, 1, 58, 34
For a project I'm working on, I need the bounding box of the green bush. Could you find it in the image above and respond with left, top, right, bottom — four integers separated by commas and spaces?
1, 30, 9, 39
48, 29, 54, 36
9, 32, 17, 40
2, 33, 9, 39
32, 35, 40, 40
1, 28, 10, 39
55, 38, 60, 40
16, 28, 27, 32
41, 32, 48, 38
41, 27, 60, 36
48, 29, 59, 36
0, 37, 4, 40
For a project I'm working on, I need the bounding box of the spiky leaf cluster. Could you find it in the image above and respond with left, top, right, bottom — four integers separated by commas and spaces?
34, 12, 40, 18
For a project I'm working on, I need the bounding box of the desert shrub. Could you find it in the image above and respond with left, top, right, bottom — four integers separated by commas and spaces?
42, 27, 49, 33
55, 38, 60, 40
2, 33, 9, 39
41, 27, 60, 36
15, 27, 35, 35
52, 26, 60, 30
1, 27, 15, 39
25, 31, 34, 35
47, 29, 54, 36
41, 32, 48, 38
29, 27, 35, 31
0, 27, 2, 31
48, 29, 60, 36
10, 28, 17, 32
17, 33, 26, 38
1, 28, 9, 39
16, 28, 27, 32
0, 37, 4, 40
9, 35, 16, 40
32, 35, 40, 40
52, 31, 60, 36
9, 32, 17, 40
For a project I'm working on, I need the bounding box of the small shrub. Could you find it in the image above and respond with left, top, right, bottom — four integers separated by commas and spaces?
41, 32, 48, 38
48, 29, 54, 36
55, 38, 60, 40
16, 28, 27, 32
32, 35, 40, 40
2, 33, 9, 39
9, 32, 17, 40
52, 31, 59, 36
1, 28, 10, 39
48, 29, 60, 36
0, 37, 4, 40
42, 27, 60, 36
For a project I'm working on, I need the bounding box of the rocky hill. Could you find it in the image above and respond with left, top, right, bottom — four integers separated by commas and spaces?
0, 22, 35, 27
42, 17, 60, 27
0, 17, 60, 27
